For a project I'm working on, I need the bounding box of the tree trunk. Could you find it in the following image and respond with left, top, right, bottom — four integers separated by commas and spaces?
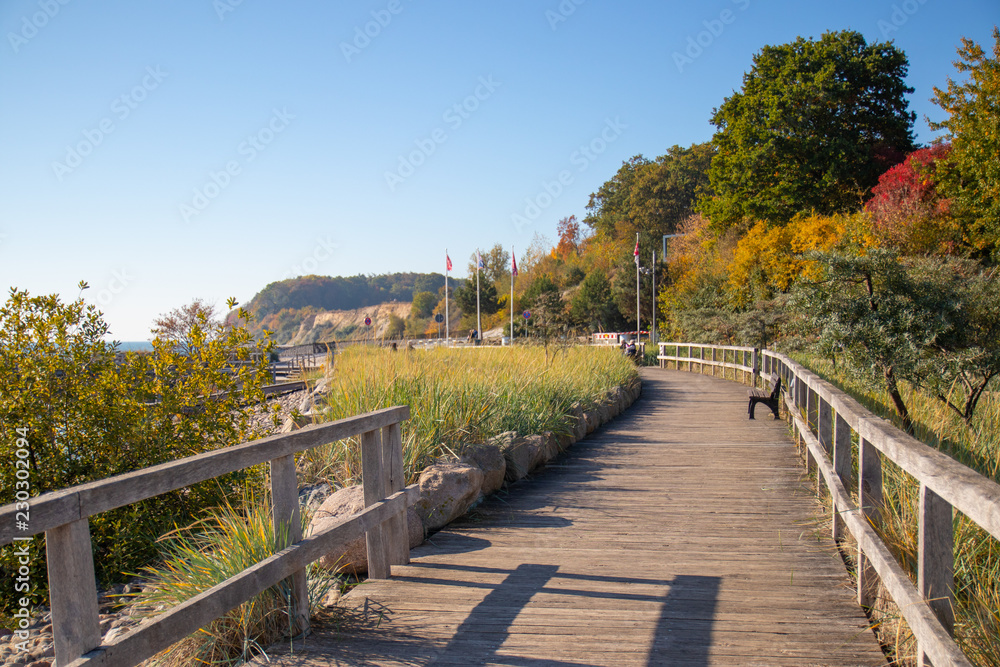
884, 367, 914, 435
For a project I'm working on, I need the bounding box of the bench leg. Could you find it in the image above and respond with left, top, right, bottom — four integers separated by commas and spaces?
748, 398, 756, 420
770, 401, 780, 419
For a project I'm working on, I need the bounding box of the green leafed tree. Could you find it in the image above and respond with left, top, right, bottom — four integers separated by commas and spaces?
703, 30, 915, 230
454, 280, 499, 316
585, 143, 714, 242
931, 27, 1000, 261
570, 269, 622, 332
796, 251, 1000, 431
410, 291, 437, 318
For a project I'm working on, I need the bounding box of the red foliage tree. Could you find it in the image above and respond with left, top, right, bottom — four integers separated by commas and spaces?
866, 144, 954, 253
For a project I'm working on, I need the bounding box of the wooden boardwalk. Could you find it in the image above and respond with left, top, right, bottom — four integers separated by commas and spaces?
262, 368, 885, 666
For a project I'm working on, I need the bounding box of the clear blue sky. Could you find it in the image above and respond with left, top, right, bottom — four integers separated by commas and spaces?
1, 0, 996, 340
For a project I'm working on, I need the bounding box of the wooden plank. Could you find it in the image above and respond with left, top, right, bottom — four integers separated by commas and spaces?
362, 428, 389, 580
0, 405, 410, 543
47, 519, 102, 666
785, 396, 970, 667
270, 454, 308, 636
382, 421, 409, 566
918, 483, 955, 638
858, 436, 882, 609
832, 412, 851, 541
69, 488, 414, 667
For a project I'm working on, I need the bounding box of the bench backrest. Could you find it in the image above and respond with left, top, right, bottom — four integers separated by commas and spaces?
768, 373, 782, 400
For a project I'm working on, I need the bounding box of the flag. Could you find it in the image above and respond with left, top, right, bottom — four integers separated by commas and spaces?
477, 251, 484, 270
511, 253, 518, 277
634, 239, 640, 266
446, 253, 452, 272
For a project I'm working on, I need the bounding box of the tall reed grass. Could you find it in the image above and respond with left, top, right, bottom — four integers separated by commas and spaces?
793, 354, 1000, 667
129, 489, 336, 666
299, 345, 639, 488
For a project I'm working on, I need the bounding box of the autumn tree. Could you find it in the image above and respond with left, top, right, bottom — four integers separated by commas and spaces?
703, 31, 915, 229
555, 215, 582, 259
153, 298, 220, 354
931, 27, 1000, 261
865, 144, 955, 253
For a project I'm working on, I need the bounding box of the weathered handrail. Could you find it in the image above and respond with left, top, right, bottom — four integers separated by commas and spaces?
0, 405, 411, 667
658, 342, 1000, 667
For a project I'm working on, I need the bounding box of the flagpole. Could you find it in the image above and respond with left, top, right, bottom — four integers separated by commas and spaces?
445, 249, 450, 344
635, 232, 640, 342
476, 250, 482, 342
510, 246, 515, 344
651, 250, 656, 345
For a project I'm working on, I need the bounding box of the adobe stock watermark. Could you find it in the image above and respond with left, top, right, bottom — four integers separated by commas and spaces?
546, 0, 585, 30
281, 236, 339, 280
511, 117, 626, 233
384, 75, 501, 192
51, 66, 168, 182
178, 108, 294, 223
672, 0, 751, 74
11, 425, 34, 655
213, 0, 247, 21
877, 0, 930, 39
340, 0, 412, 64
93, 268, 134, 307
7, 0, 71, 54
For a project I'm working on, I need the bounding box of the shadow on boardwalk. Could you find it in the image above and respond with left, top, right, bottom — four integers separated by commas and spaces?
259, 369, 885, 666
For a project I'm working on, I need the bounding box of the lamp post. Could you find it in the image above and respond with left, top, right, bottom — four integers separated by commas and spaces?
657, 234, 680, 345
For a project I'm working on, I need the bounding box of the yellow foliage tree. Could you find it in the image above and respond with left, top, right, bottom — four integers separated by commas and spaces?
726, 213, 847, 308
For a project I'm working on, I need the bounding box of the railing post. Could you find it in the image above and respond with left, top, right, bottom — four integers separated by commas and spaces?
816, 397, 834, 517
807, 387, 818, 436
711, 347, 717, 377
858, 437, 883, 608
361, 428, 390, 579
831, 413, 852, 541
47, 519, 102, 666
381, 421, 409, 566
918, 484, 955, 665
271, 453, 309, 635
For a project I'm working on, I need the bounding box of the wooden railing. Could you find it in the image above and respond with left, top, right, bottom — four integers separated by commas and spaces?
0, 406, 412, 667
658, 342, 1000, 667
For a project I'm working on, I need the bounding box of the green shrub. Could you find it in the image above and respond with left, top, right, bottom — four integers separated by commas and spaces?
0, 286, 277, 613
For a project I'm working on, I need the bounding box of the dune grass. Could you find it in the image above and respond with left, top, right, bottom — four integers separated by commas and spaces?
792, 354, 1000, 667
128, 488, 337, 666
298, 345, 639, 488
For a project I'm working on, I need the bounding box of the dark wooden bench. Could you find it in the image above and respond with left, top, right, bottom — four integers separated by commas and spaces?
748, 373, 782, 419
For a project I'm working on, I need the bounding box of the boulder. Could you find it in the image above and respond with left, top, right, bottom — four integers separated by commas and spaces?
522, 434, 551, 469
460, 443, 506, 496
298, 482, 332, 515
598, 401, 614, 425
414, 463, 484, 531
540, 432, 560, 462
309, 485, 423, 575
583, 410, 598, 434
498, 435, 539, 481
555, 431, 575, 452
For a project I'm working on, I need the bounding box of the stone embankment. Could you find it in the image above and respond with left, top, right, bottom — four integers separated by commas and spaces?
305, 377, 642, 575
